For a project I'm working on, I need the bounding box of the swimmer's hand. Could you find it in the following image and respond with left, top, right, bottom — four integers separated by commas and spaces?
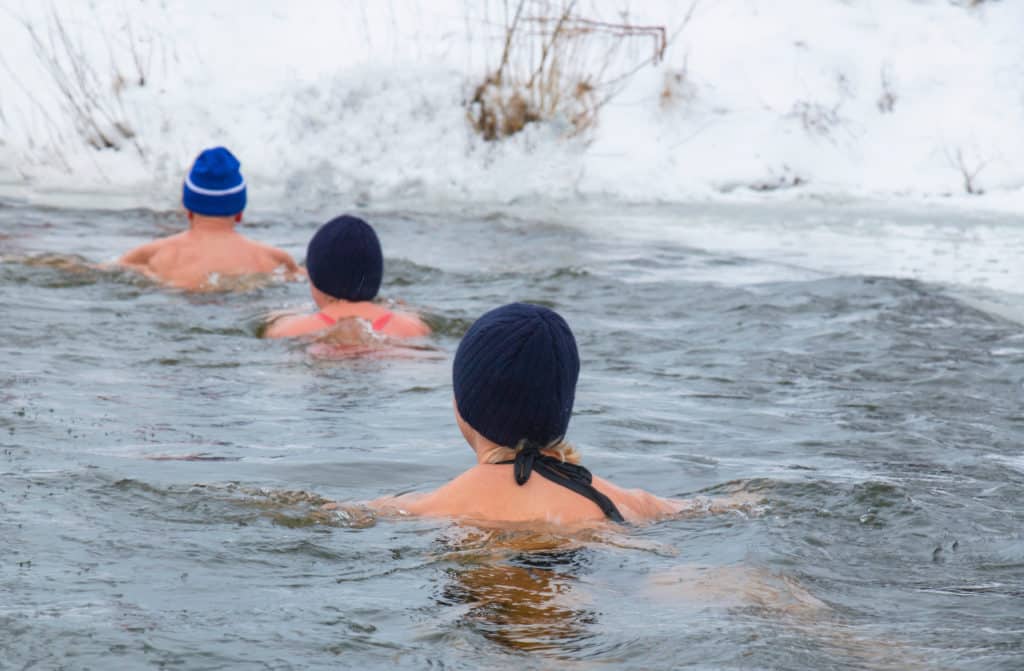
276, 265, 305, 282
268, 248, 303, 280
314, 501, 377, 527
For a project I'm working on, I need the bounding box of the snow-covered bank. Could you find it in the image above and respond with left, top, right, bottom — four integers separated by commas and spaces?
0, 0, 1022, 212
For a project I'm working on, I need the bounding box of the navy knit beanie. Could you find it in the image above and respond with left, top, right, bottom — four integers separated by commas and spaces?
182, 147, 247, 216
453, 303, 580, 448
306, 215, 383, 301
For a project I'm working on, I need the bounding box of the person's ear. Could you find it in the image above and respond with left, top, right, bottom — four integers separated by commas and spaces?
187, 211, 194, 221
235, 213, 242, 223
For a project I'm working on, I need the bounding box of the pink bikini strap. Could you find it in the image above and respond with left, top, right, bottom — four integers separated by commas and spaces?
316, 312, 336, 326
371, 312, 393, 332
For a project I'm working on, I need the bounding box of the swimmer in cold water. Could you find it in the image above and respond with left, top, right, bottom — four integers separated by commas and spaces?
325, 302, 749, 524
264, 215, 430, 339
117, 146, 301, 290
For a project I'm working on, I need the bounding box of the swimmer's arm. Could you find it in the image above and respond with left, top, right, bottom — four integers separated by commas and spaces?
625, 488, 690, 520
592, 477, 680, 521
597, 477, 760, 521
366, 491, 431, 515
627, 491, 757, 522
272, 248, 301, 274
665, 490, 762, 516
261, 244, 303, 277
117, 240, 162, 272
320, 491, 431, 517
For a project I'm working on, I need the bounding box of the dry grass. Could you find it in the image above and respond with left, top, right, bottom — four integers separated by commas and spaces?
23, 6, 149, 154
467, 0, 671, 140
877, 65, 897, 114
789, 101, 842, 137
659, 56, 696, 110
788, 72, 856, 142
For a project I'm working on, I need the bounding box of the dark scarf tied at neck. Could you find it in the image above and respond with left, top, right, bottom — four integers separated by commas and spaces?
500, 445, 626, 523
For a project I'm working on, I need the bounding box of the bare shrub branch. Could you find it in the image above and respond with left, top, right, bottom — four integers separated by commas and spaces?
946, 146, 988, 195
468, 0, 680, 141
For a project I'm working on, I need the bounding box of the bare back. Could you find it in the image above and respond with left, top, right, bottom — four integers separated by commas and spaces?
265, 302, 431, 339
120, 229, 298, 290
376, 464, 682, 524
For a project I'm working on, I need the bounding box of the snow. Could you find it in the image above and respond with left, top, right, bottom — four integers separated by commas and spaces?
0, 0, 1022, 213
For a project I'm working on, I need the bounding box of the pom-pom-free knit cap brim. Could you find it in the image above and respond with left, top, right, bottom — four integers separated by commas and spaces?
453, 303, 580, 448
306, 215, 383, 301
182, 146, 247, 216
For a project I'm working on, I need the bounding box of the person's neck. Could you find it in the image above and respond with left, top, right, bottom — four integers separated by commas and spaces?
473, 436, 510, 464
473, 437, 565, 465
189, 216, 237, 235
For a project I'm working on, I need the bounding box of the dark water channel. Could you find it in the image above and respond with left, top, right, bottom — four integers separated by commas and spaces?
1, 200, 1022, 669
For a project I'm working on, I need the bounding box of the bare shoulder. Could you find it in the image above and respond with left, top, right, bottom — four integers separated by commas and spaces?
386, 310, 432, 337
379, 468, 491, 517
119, 236, 173, 265
250, 239, 299, 270
264, 313, 325, 339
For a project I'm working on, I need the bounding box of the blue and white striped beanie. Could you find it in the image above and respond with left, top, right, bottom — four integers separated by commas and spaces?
182, 147, 247, 216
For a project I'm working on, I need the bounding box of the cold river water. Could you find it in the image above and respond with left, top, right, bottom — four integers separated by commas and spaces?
1, 199, 1022, 669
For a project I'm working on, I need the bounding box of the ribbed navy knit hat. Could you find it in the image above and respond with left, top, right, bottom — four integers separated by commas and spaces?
182, 147, 247, 216
453, 303, 580, 448
306, 215, 383, 302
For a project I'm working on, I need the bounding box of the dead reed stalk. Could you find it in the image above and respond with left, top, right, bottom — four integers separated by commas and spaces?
23, 6, 147, 155
468, 0, 669, 140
